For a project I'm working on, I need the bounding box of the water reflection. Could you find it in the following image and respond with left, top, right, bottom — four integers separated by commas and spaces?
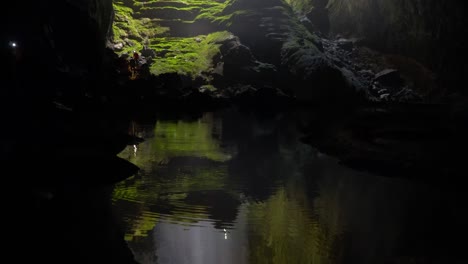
114, 110, 463, 264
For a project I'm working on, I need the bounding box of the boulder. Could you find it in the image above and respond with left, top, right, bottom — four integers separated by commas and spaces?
336, 38, 353, 51
140, 46, 157, 59
281, 36, 363, 103
113, 43, 124, 50
217, 37, 277, 89
374, 69, 404, 87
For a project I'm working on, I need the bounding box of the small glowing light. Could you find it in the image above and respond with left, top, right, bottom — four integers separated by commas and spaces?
223, 229, 228, 240
133, 144, 138, 156
10, 41, 17, 48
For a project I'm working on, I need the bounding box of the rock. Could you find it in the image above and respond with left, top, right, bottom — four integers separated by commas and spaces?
299, 16, 315, 33
182, 89, 217, 105
380, 93, 390, 100
218, 37, 277, 89
119, 53, 130, 60
377, 88, 388, 94
124, 38, 135, 46
139, 46, 156, 58
113, 43, 124, 50
374, 69, 404, 87
393, 87, 422, 102
306, 7, 330, 35
359, 69, 374, 78
222, 41, 256, 67
281, 31, 367, 104
337, 38, 353, 51
222, 0, 294, 65
328, 0, 468, 95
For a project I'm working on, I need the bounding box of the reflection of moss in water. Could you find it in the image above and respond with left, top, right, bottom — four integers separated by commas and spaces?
151, 116, 231, 162
118, 114, 230, 169
248, 188, 339, 264
114, 115, 232, 239
124, 211, 160, 241
113, 164, 229, 239
113, 165, 228, 203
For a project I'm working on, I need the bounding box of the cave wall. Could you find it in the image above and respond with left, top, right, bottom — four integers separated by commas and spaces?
327, 0, 468, 94
4, 0, 114, 102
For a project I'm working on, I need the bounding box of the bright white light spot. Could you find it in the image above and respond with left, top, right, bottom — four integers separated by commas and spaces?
10, 42, 17, 48
133, 144, 138, 157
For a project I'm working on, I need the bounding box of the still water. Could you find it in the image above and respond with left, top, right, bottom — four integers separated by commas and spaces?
114, 110, 462, 264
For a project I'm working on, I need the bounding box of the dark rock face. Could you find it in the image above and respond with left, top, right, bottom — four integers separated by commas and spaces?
219, 0, 363, 103
223, 1, 293, 65
4, 0, 114, 103
282, 39, 354, 102
106, 0, 372, 105
328, 0, 468, 95
216, 36, 277, 89
306, 7, 330, 35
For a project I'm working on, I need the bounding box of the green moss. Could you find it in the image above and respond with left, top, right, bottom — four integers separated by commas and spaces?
111, 0, 235, 79
196, 9, 253, 27
112, 1, 169, 54
149, 31, 233, 77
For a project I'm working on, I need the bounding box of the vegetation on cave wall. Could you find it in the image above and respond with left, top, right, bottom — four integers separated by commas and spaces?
149, 31, 233, 77
111, 0, 321, 78
112, 0, 233, 78
112, 1, 169, 54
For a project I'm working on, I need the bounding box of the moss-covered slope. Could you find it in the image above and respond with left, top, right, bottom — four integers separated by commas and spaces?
112, 0, 230, 78
111, 0, 363, 103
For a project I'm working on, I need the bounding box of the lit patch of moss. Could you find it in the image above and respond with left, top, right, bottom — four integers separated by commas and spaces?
112, 0, 234, 77
112, 1, 169, 55
196, 9, 253, 27
134, 0, 227, 21
149, 31, 233, 77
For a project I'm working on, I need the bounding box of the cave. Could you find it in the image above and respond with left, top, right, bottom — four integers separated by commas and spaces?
2, 0, 467, 263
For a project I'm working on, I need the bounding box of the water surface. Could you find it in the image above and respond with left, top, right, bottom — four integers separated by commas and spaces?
114, 110, 463, 264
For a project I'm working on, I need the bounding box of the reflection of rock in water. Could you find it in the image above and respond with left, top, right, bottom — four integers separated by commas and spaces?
300, 105, 466, 178
303, 155, 466, 263
184, 190, 241, 229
